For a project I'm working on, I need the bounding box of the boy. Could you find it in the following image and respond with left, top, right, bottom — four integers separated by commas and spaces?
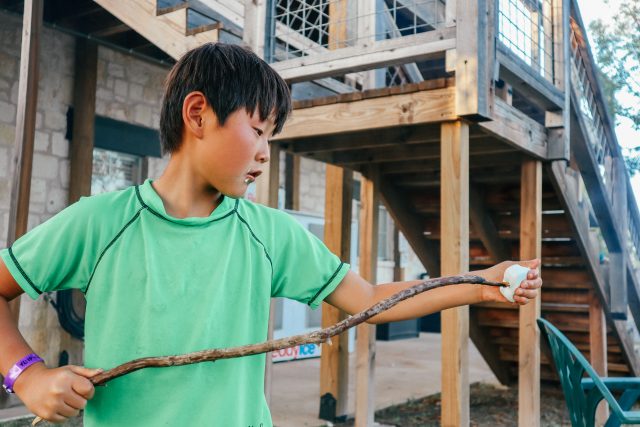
0, 43, 541, 426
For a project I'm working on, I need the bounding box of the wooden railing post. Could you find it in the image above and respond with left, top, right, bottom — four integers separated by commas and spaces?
355, 166, 380, 427
518, 159, 542, 427
440, 121, 470, 426
319, 165, 352, 421
455, 0, 494, 120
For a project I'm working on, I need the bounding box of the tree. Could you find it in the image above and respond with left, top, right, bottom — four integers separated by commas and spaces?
589, 1, 640, 173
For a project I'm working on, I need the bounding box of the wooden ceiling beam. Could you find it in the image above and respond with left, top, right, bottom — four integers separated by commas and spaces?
273, 86, 456, 141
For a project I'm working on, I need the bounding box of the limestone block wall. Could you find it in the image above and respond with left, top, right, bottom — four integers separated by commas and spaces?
0, 11, 170, 368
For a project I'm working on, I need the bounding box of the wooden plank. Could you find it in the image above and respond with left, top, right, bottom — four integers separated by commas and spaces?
69, 39, 98, 204
589, 289, 609, 425
440, 121, 470, 426
6, 0, 43, 323
284, 153, 300, 210
319, 165, 352, 421
94, 0, 218, 60
271, 28, 456, 83
518, 159, 542, 427
355, 166, 379, 427
479, 97, 548, 159
272, 86, 456, 141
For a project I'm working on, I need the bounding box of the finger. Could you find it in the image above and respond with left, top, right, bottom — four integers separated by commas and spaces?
64, 392, 87, 410
71, 376, 95, 400
516, 288, 538, 300
68, 366, 103, 379
519, 258, 541, 270
56, 402, 80, 418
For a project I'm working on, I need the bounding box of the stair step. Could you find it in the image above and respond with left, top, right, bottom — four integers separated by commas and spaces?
156, 0, 188, 15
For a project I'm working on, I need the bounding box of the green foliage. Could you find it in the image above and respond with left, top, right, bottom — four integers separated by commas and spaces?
589, 0, 640, 175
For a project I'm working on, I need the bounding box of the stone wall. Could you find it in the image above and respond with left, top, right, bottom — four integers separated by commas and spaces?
0, 11, 170, 368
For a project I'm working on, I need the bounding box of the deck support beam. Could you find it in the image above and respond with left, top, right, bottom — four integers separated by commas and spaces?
518, 159, 542, 427
255, 143, 280, 404
319, 165, 352, 422
355, 166, 380, 427
440, 121, 470, 426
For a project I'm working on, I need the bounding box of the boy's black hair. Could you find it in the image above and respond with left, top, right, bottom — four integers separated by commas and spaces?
160, 43, 292, 153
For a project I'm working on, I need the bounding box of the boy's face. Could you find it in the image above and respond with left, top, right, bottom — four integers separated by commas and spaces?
192, 105, 276, 198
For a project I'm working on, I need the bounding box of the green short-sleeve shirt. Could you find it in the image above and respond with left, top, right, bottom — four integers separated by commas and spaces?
0, 180, 350, 426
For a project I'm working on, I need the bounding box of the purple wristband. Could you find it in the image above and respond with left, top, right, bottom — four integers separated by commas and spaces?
3, 353, 44, 394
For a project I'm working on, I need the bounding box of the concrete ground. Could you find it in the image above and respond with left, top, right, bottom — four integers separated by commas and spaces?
271, 332, 499, 427
0, 333, 499, 426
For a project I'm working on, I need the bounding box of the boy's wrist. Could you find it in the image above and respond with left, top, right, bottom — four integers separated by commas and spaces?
7, 359, 46, 395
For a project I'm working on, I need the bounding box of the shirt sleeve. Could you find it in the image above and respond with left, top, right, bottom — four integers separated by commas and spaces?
268, 209, 350, 309
0, 198, 103, 299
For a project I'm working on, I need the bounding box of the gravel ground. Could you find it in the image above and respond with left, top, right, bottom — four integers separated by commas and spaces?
332, 382, 571, 427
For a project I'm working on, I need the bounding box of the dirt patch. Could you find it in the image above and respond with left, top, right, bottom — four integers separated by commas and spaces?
332, 382, 571, 427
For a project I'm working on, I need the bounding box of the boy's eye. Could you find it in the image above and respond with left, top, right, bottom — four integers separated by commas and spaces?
254, 128, 264, 137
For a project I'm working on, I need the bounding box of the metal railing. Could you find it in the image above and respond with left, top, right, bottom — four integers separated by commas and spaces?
267, 0, 447, 62
497, 0, 555, 82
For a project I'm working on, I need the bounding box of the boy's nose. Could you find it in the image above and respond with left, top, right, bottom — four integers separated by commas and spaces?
256, 140, 270, 163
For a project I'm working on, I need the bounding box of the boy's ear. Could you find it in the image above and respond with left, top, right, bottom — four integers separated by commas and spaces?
182, 91, 209, 138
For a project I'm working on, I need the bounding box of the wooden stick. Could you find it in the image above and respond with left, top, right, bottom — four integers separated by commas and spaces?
33, 274, 505, 425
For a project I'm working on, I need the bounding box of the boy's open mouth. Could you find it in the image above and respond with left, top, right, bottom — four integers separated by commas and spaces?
244, 170, 262, 184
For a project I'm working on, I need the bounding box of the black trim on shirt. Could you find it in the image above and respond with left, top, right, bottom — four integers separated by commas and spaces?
84, 207, 145, 294
308, 262, 345, 307
234, 210, 274, 279
7, 247, 42, 296
134, 185, 238, 225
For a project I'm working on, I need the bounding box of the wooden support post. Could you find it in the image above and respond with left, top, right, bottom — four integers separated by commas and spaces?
328, 0, 348, 50
243, 0, 277, 402
255, 143, 280, 404
440, 121, 470, 427
589, 290, 609, 425
1, 0, 43, 409
284, 153, 300, 210
319, 165, 353, 421
5, 0, 43, 323
355, 166, 379, 427
69, 38, 98, 203
243, 0, 267, 57
547, 0, 570, 161
518, 159, 542, 427
610, 157, 628, 319
455, 0, 493, 120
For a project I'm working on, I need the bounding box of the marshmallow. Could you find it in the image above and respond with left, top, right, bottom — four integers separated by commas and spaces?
499, 264, 530, 303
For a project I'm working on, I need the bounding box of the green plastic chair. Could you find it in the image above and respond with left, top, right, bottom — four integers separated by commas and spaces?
537, 318, 640, 427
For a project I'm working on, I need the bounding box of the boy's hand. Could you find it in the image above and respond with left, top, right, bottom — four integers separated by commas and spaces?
476, 259, 542, 305
12, 363, 102, 423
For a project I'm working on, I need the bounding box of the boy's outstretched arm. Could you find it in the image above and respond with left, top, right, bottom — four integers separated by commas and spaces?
325, 259, 542, 324
0, 259, 101, 423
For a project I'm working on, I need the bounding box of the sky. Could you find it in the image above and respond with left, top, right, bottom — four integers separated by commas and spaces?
576, 0, 640, 201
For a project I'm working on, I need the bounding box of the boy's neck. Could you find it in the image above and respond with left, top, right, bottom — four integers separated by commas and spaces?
152, 153, 223, 219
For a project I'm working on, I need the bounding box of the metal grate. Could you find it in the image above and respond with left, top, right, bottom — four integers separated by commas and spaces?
268, 0, 446, 62
498, 0, 554, 81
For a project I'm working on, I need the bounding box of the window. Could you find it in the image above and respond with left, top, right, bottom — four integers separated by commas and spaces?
91, 148, 143, 195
